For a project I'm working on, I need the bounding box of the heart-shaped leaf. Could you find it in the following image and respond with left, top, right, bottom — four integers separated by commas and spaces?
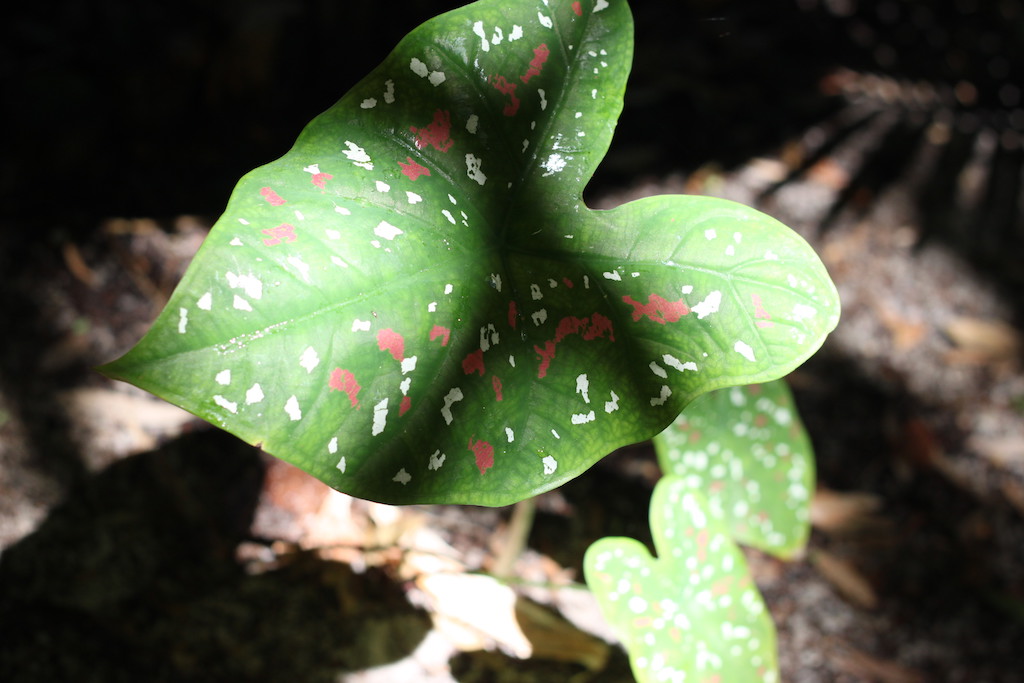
584, 475, 778, 683
100, 0, 839, 505
653, 380, 814, 558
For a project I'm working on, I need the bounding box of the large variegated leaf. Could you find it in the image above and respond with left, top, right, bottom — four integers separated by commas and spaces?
100, 0, 839, 505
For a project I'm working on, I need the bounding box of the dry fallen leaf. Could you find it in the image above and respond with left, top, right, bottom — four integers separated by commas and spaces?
812, 548, 879, 610
415, 572, 532, 658
811, 487, 886, 535
944, 317, 1021, 363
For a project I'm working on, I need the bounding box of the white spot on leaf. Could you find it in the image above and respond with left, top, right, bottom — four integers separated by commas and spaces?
571, 411, 596, 425
197, 292, 212, 310
541, 153, 567, 176
576, 374, 590, 403
605, 390, 620, 413
300, 346, 319, 373
441, 388, 464, 425
342, 141, 373, 170
214, 395, 237, 414
692, 290, 723, 319
734, 340, 756, 362
393, 468, 411, 484
542, 456, 557, 474
246, 383, 264, 404
372, 398, 389, 436
232, 295, 252, 312
215, 369, 231, 385
178, 308, 188, 334
352, 319, 371, 332
650, 385, 672, 407
466, 154, 487, 185
663, 354, 698, 372
374, 220, 402, 240
429, 450, 446, 470
284, 395, 302, 421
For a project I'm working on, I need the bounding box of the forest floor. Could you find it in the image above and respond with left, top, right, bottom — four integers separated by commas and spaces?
2, 131, 1024, 682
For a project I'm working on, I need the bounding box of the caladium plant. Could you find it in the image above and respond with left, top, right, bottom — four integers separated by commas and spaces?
585, 379, 813, 683
100, 0, 839, 678
100, 0, 838, 507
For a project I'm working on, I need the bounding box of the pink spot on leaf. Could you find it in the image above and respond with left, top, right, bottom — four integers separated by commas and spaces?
400, 396, 412, 416
311, 172, 332, 190
572, 1, 582, 16
462, 348, 485, 376
508, 301, 518, 330
329, 368, 361, 407
535, 340, 557, 378
429, 325, 451, 346
534, 314, 615, 378
520, 44, 550, 83
468, 436, 494, 475
752, 293, 774, 328
490, 76, 521, 116
377, 328, 405, 361
492, 375, 503, 401
622, 294, 691, 324
562, 277, 574, 288
398, 157, 431, 180
261, 223, 297, 247
411, 109, 453, 152
260, 187, 286, 206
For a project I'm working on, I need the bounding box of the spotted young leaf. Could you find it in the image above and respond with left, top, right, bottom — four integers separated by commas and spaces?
100, 0, 839, 505
653, 380, 815, 558
584, 476, 779, 683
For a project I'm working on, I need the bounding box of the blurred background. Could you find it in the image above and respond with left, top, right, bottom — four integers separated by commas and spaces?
2, 0, 1023, 680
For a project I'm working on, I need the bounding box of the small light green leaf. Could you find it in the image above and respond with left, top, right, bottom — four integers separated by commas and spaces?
99, 0, 839, 505
653, 380, 814, 558
584, 475, 778, 683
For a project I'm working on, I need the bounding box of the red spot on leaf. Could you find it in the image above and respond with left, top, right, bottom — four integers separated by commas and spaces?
398, 157, 431, 180
508, 301, 518, 330
328, 368, 361, 407
535, 314, 615, 378
752, 293, 774, 328
535, 340, 557, 378
410, 109, 453, 152
462, 348, 485, 376
572, 1, 583, 16
492, 375, 503, 401
377, 329, 405, 361
490, 75, 521, 116
468, 436, 494, 475
562, 277, 574, 288
259, 187, 286, 206
310, 172, 332, 190
622, 294, 691, 324
520, 44, 550, 83
586, 313, 615, 340
429, 325, 451, 346
261, 223, 297, 247
400, 396, 412, 416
